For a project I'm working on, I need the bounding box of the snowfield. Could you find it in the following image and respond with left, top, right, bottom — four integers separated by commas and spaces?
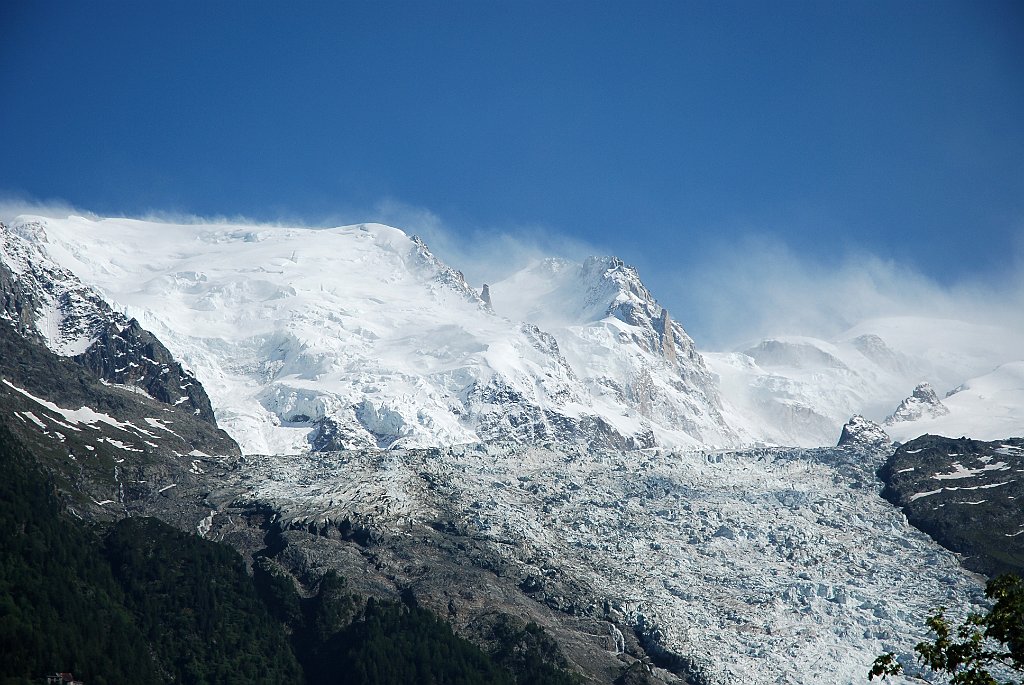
705, 321, 1024, 447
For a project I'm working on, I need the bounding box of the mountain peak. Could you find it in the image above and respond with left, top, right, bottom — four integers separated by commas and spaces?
884, 381, 951, 426
837, 414, 891, 448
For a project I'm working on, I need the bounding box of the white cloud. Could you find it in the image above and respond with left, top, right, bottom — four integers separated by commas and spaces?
0, 194, 99, 223
364, 197, 606, 289
669, 232, 1024, 350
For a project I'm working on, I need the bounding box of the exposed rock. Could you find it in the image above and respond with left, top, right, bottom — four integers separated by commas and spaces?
658, 309, 676, 365
879, 435, 1024, 578
0, 317, 239, 523
884, 382, 950, 425
1, 221, 218, 423
837, 415, 891, 448
409, 234, 487, 307
74, 318, 217, 424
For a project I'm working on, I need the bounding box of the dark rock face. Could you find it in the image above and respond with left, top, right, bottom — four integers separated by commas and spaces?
74, 318, 217, 425
879, 435, 1024, 577
1, 221, 218, 425
0, 317, 239, 523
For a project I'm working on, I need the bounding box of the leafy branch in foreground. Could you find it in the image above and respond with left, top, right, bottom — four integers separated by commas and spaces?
869, 574, 1024, 684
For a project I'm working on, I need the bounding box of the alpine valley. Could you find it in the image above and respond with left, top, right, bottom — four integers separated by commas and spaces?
1, 214, 1022, 684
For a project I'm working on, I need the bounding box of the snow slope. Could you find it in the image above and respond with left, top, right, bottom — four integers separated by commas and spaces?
9, 215, 737, 454
884, 362, 1024, 442
705, 318, 1024, 446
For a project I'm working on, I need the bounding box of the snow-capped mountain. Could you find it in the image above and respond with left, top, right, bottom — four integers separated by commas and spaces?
489, 256, 738, 443
3, 212, 1021, 684
705, 317, 1024, 447
3, 215, 738, 455
884, 382, 950, 426
4, 214, 1020, 453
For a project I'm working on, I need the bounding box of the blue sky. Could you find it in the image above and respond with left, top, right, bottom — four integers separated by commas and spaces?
2, 1, 1022, 345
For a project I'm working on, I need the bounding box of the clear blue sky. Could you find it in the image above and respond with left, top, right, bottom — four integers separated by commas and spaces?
2, 0, 1022, 331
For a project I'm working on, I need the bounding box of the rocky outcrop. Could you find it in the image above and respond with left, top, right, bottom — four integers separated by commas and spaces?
837, 415, 891, 448
409, 234, 487, 307
879, 435, 1024, 577
658, 309, 676, 365
1, 221, 111, 350
74, 318, 217, 425
884, 382, 950, 425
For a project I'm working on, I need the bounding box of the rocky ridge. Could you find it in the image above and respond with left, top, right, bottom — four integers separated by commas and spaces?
490, 256, 735, 448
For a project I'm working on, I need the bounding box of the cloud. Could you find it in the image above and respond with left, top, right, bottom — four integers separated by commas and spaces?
364, 197, 606, 288
0, 193, 100, 224
670, 232, 1024, 350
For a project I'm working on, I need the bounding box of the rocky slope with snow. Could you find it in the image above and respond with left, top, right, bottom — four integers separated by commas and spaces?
879, 435, 1024, 578
0, 314, 238, 523
1, 220, 219, 424
884, 382, 950, 427
837, 415, 892, 449
194, 440, 989, 685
